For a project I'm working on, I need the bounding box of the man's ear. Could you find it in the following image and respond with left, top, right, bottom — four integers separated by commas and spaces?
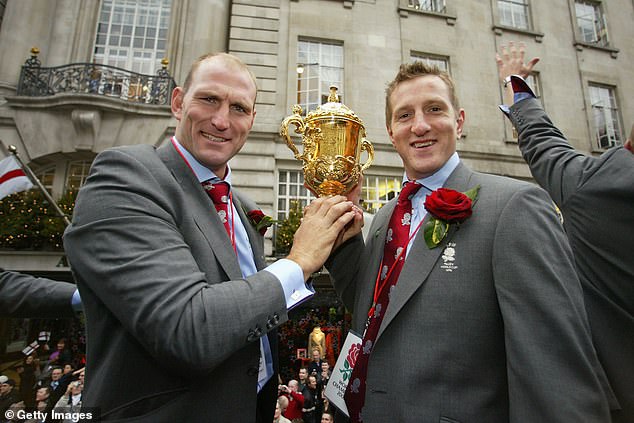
456, 109, 466, 139
624, 138, 633, 153
387, 124, 396, 148
171, 87, 184, 120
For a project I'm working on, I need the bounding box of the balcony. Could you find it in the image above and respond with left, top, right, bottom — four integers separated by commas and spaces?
16, 48, 176, 106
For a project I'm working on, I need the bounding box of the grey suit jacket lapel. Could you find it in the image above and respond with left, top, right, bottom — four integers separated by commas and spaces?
377, 163, 474, 341
157, 143, 242, 279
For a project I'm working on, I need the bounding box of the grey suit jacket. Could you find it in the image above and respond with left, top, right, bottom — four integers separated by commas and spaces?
64, 142, 286, 422
327, 162, 611, 422
507, 97, 634, 422
0, 270, 75, 318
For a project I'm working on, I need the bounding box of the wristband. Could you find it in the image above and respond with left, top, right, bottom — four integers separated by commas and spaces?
503, 76, 512, 88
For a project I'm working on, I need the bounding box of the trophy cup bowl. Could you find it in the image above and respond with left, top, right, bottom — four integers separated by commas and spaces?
280, 86, 374, 197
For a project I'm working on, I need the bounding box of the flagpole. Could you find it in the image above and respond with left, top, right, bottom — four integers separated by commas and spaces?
7, 145, 72, 227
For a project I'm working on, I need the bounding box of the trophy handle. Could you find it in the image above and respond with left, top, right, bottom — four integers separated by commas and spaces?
279, 105, 306, 161
359, 138, 375, 172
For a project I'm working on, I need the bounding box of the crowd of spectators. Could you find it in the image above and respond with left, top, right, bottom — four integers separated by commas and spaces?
276, 349, 334, 423
0, 338, 85, 423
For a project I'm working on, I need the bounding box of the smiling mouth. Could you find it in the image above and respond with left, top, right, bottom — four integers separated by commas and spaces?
201, 131, 229, 143
412, 140, 435, 148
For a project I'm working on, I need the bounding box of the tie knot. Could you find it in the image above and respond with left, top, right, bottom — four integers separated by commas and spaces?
397, 181, 422, 204
202, 181, 230, 204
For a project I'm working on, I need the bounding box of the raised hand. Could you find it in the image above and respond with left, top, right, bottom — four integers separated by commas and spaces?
495, 41, 540, 82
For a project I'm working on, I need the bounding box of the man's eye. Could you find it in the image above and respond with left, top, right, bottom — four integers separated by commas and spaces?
232, 105, 246, 113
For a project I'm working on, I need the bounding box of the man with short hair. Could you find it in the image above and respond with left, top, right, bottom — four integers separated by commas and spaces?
0, 378, 20, 417
297, 367, 308, 391
281, 380, 304, 423
326, 61, 612, 422
64, 52, 356, 422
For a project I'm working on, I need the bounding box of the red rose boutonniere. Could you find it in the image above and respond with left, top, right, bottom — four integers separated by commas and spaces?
246, 209, 275, 236
423, 185, 480, 249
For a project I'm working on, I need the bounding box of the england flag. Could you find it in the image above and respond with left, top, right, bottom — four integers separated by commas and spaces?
0, 155, 33, 199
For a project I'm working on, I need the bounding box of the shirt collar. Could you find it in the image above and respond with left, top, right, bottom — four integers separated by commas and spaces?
402, 152, 460, 191
171, 136, 233, 185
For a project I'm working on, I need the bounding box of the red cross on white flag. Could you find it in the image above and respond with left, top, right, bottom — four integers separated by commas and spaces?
0, 155, 33, 200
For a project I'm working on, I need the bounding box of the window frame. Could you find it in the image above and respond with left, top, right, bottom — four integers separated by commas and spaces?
93, 0, 171, 74
295, 39, 344, 114
588, 83, 622, 150
497, 0, 531, 30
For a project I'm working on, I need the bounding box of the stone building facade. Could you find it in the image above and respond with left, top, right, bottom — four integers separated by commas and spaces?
1, 0, 632, 275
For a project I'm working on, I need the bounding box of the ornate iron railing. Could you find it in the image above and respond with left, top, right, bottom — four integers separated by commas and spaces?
16, 48, 176, 106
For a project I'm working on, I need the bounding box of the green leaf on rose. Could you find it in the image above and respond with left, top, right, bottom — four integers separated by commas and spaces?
424, 217, 449, 249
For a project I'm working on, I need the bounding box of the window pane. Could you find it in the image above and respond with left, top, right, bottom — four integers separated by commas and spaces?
93, 0, 171, 73
296, 40, 344, 113
575, 1, 608, 46
409, 53, 449, 73
498, 0, 529, 29
361, 175, 403, 214
589, 84, 622, 149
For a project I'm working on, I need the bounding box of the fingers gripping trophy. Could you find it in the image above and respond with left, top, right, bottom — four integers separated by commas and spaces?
280, 86, 374, 196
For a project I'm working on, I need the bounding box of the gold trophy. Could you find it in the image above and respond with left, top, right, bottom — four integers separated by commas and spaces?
280, 86, 374, 196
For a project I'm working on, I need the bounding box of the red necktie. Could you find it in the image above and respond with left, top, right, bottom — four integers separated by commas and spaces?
344, 181, 422, 422
202, 180, 231, 238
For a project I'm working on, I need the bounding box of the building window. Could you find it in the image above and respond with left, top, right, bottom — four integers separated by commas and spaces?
93, 0, 171, 74
277, 170, 314, 220
498, 0, 530, 30
34, 166, 56, 195
575, 1, 608, 46
362, 175, 403, 214
589, 84, 622, 149
296, 40, 344, 113
409, 52, 449, 72
408, 0, 446, 13
525, 73, 541, 99
65, 160, 93, 191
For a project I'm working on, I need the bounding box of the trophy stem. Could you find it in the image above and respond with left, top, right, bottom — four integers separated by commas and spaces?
318, 180, 346, 196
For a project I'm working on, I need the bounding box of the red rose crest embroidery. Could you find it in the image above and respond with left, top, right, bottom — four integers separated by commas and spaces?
340, 342, 361, 381
423, 185, 480, 249
246, 209, 275, 236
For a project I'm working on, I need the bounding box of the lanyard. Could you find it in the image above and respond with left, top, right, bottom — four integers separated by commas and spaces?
171, 137, 237, 254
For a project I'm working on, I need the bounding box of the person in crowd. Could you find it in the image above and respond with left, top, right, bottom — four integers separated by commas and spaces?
0, 270, 81, 318
496, 40, 633, 423
320, 412, 334, 423
16, 355, 38, 410
325, 60, 612, 422
63, 52, 356, 422
319, 362, 330, 387
301, 375, 320, 423
48, 340, 72, 368
276, 394, 289, 415
307, 348, 324, 380
280, 380, 304, 423
53, 380, 83, 422
0, 377, 20, 417
297, 368, 308, 391
274, 397, 292, 423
